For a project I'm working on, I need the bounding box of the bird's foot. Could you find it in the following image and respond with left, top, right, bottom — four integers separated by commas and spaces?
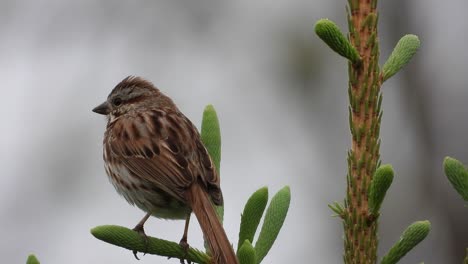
132, 223, 149, 260
179, 237, 191, 264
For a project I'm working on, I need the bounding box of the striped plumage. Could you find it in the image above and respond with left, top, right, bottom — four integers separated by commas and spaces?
94, 76, 238, 264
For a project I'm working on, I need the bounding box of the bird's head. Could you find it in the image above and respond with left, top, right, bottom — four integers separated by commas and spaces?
93, 76, 173, 119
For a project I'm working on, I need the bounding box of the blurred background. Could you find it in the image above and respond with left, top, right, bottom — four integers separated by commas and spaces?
1, 0, 467, 263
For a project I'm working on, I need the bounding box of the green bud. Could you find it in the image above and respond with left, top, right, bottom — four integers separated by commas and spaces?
254, 186, 291, 263
201, 104, 221, 174
368, 164, 394, 214
238, 187, 269, 252
314, 19, 361, 64
26, 254, 40, 264
443, 157, 468, 201
237, 240, 257, 264
381, 221, 431, 264
382, 34, 420, 82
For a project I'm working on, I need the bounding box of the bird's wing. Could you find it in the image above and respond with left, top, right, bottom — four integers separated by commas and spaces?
107, 109, 222, 205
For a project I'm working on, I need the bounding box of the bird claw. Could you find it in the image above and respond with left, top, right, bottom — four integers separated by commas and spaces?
132, 250, 140, 261
179, 238, 191, 264
132, 224, 149, 260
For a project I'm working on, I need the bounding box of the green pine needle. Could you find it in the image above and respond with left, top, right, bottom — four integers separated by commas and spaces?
314, 19, 361, 64
26, 254, 40, 264
254, 186, 291, 263
91, 225, 211, 264
381, 34, 420, 82
381, 220, 431, 264
237, 240, 257, 264
238, 187, 269, 252
328, 201, 344, 217
368, 164, 394, 214
443, 157, 468, 201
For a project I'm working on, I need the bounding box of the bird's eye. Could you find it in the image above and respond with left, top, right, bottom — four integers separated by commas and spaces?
113, 97, 123, 106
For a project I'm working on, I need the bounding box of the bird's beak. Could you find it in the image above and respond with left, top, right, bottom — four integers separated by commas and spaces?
92, 101, 111, 115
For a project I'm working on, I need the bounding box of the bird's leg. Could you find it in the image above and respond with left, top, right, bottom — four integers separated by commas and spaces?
132, 212, 152, 260
179, 213, 191, 264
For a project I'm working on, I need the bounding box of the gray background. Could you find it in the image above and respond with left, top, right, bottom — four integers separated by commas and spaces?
1, 0, 467, 263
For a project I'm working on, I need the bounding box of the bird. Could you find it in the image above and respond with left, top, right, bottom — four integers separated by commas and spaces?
93, 76, 238, 264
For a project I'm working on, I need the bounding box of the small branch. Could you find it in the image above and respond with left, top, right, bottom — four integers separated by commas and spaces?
344, 0, 382, 262
91, 225, 211, 264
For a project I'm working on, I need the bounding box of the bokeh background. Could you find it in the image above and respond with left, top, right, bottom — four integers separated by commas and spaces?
1, 0, 467, 263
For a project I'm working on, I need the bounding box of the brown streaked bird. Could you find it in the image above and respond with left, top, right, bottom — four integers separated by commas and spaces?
93, 76, 239, 264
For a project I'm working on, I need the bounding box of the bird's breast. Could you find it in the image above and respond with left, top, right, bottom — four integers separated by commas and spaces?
103, 160, 189, 219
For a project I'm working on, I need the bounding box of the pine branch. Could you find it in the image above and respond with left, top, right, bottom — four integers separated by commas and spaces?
315, 0, 426, 263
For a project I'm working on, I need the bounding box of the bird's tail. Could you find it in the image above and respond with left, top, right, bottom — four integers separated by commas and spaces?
186, 183, 239, 264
